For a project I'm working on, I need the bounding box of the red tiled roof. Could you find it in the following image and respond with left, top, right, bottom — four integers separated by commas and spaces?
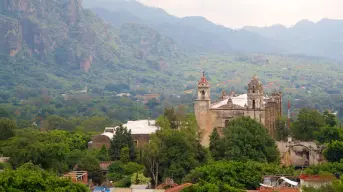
165, 183, 192, 192
299, 174, 336, 181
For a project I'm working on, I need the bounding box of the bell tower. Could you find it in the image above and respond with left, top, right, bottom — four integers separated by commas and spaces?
194, 72, 212, 147
247, 75, 264, 110
197, 71, 210, 101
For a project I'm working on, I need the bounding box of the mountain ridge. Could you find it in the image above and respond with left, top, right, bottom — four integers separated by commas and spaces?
84, 0, 343, 61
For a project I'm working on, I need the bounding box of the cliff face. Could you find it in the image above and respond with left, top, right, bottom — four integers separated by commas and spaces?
0, 0, 118, 70
0, 16, 22, 56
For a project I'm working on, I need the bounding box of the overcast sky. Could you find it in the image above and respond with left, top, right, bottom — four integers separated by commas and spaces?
138, 0, 343, 28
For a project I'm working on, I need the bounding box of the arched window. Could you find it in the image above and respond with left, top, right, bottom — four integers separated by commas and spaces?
225, 120, 229, 127
252, 100, 256, 109
201, 90, 205, 99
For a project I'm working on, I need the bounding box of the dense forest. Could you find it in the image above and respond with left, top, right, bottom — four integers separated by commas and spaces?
2, 108, 343, 191
1, 0, 343, 126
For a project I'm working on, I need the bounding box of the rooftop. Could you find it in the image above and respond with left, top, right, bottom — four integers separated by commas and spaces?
99, 120, 159, 140
123, 120, 159, 134
211, 94, 269, 109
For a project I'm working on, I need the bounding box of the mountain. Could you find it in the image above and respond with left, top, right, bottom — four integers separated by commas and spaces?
83, 0, 178, 24
85, 0, 282, 53
84, 0, 343, 60
0, 0, 180, 95
243, 19, 343, 60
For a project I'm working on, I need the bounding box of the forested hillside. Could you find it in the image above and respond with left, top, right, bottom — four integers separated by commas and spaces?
0, 0, 191, 126
1, 0, 343, 126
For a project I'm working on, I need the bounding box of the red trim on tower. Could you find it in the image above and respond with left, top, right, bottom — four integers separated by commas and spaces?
198, 71, 208, 85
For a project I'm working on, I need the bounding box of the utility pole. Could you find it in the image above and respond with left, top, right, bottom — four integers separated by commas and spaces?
288, 100, 291, 129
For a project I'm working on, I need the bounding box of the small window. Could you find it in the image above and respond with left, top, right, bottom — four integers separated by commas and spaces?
253, 90, 255, 93
253, 100, 256, 109
134, 140, 139, 147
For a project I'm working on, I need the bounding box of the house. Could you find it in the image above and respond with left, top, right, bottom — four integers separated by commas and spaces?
136, 94, 160, 104
299, 174, 337, 189
277, 136, 326, 167
88, 120, 160, 150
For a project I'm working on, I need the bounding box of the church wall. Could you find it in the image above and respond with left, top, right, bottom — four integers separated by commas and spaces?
194, 74, 282, 147
209, 109, 265, 130
194, 100, 212, 147
90, 135, 111, 150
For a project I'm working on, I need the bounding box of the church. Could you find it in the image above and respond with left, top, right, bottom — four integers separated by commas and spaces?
194, 73, 282, 147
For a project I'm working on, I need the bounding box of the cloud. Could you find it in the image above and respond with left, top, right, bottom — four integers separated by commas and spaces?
139, 0, 343, 28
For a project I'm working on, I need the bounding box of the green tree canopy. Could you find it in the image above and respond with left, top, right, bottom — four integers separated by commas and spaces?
324, 141, 343, 163
120, 146, 130, 164
110, 125, 136, 161
314, 126, 343, 144
323, 110, 337, 127
0, 162, 89, 192
143, 114, 207, 185
1, 129, 91, 173
183, 161, 294, 190
291, 108, 325, 141
211, 116, 279, 163
209, 128, 224, 161
0, 118, 16, 141
275, 117, 289, 141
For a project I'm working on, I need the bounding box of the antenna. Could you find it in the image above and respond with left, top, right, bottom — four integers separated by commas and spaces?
288, 100, 291, 129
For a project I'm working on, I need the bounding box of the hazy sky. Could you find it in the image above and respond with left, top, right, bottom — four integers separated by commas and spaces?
138, 0, 343, 28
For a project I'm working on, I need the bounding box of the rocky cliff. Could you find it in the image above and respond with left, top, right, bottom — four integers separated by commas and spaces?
0, 0, 178, 73
0, 0, 120, 71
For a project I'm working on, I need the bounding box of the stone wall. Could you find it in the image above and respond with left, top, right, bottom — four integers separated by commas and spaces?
277, 138, 326, 167
194, 100, 212, 147
89, 135, 111, 149
132, 134, 151, 148
89, 134, 152, 150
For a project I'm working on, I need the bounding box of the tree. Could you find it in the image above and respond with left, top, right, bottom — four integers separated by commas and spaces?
110, 125, 136, 161
142, 138, 160, 188
275, 117, 289, 141
77, 152, 104, 185
324, 110, 337, 127
314, 126, 343, 144
291, 108, 325, 141
0, 118, 16, 141
44, 115, 75, 130
324, 141, 343, 162
220, 117, 279, 163
143, 114, 207, 185
183, 161, 294, 190
131, 173, 150, 185
209, 128, 224, 160
1, 129, 90, 173
163, 108, 178, 129
80, 116, 113, 132
97, 145, 110, 161
0, 162, 89, 191
120, 146, 130, 164
0, 108, 10, 118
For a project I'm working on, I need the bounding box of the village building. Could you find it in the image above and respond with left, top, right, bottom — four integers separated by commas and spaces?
88, 120, 159, 150
277, 136, 326, 167
136, 94, 160, 104
194, 73, 282, 147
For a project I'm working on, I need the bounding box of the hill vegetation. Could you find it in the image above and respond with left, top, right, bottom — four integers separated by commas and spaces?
1, 0, 343, 125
